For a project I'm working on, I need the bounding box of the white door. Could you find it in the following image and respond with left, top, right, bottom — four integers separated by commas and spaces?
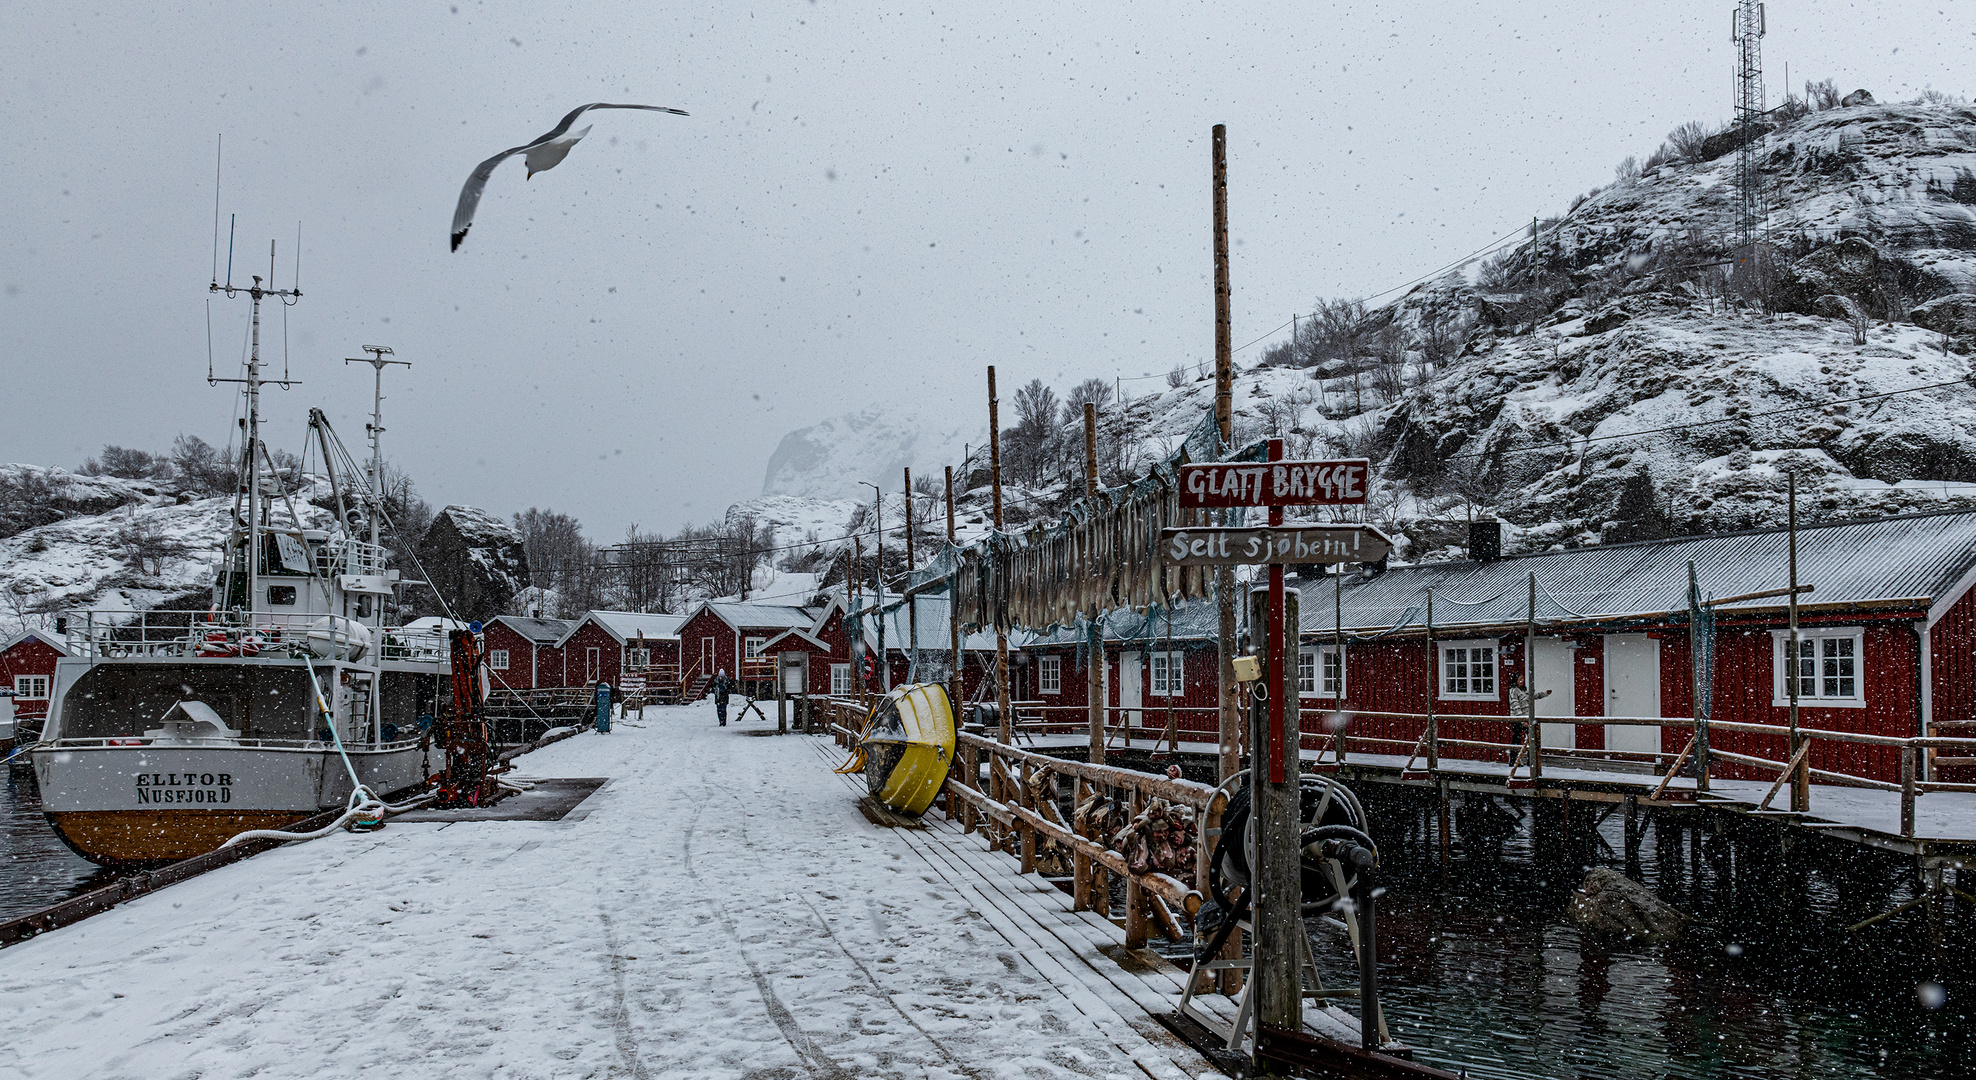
1533, 637, 1576, 749
1603, 634, 1661, 756
1118, 651, 1142, 727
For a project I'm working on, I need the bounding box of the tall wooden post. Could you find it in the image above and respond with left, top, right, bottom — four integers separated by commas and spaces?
1212, 122, 1241, 787
1334, 565, 1346, 762
1425, 588, 1438, 771
1690, 559, 1710, 792
1084, 402, 1105, 765
904, 467, 918, 683
1526, 572, 1542, 780
946, 465, 962, 720
1787, 473, 1807, 811
1249, 570, 1302, 1056
851, 536, 865, 705
989, 366, 1011, 748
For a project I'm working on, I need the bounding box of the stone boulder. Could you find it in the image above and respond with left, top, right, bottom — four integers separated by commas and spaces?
1567, 867, 1689, 942
1911, 294, 1976, 339
417, 505, 529, 623
1841, 89, 1877, 108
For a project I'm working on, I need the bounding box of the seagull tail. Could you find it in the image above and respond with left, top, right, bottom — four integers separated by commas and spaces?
451, 227, 468, 252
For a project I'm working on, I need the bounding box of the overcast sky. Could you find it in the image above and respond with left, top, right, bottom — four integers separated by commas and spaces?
3, 1, 1968, 539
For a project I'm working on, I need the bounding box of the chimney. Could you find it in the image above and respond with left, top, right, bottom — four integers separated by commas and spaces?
1469, 520, 1502, 563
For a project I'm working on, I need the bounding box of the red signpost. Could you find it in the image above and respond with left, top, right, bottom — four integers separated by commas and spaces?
1170, 450, 1381, 783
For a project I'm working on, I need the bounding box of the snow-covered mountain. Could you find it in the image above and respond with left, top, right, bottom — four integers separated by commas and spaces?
760, 408, 977, 501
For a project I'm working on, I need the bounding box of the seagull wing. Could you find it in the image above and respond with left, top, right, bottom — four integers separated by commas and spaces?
451, 142, 536, 252
450, 102, 690, 252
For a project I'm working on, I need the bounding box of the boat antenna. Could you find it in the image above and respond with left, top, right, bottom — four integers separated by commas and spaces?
225, 214, 236, 291
210, 135, 222, 290
211, 253, 301, 621
345, 345, 407, 550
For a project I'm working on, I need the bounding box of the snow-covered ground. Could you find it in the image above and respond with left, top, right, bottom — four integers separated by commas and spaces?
0, 703, 1222, 1080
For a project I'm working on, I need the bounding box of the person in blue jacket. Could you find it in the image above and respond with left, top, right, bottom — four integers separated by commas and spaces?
710, 669, 735, 726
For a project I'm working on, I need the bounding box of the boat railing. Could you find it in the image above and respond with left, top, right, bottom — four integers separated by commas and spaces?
328, 537, 390, 578
38, 734, 426, 751
60, 609, 379, 662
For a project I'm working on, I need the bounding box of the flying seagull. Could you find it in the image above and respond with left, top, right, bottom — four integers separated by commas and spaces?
450, 102, 688, 251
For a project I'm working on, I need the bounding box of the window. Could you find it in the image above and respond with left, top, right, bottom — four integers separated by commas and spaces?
1150, 651, 1185, 696
586, 647, 601, 681
14, 675, 49, 700
745, 637, 767, 658
1440, 642, 1498, 700
625, 648, 650, 669
488, 649, 510, 671
1299, 647, 1345, 698
830, 663, 852, 697
1772, 629, 1865, 706
1038, 656, 1061, 695
266, 585, 297, 606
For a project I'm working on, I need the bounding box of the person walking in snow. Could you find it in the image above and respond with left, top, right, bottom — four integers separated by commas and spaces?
1507, 674, 1551, 762
710, 668, 735, 726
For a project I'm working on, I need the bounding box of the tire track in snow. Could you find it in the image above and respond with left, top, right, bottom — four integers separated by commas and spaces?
596, 906, 654, 1080
681, 774, 855, 1080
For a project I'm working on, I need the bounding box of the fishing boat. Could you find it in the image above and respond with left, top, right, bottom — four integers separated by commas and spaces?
30, 275, 440, 866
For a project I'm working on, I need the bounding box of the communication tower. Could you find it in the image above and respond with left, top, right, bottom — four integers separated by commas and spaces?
1732, 0, 1766, 252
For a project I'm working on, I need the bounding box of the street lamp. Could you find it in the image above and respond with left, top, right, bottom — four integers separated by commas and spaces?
859, 481, 889, 693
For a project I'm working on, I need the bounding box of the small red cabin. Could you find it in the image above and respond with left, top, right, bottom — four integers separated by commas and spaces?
1, 629, 68, 726
484, 616, 577, 691
677, 601, 821, 698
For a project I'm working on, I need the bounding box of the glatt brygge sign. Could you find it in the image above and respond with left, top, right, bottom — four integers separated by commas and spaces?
1178, 459, 1371, 508
1160, 525, 1392, 567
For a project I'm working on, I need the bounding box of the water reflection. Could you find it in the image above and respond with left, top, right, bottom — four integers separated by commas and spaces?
0, 765, 124, 921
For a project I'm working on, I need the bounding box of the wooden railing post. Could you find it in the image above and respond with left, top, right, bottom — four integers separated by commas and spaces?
1123, 789, 1147, 948
1072, 778, 1094, 911
1019, 760, 1038, 874
1901, 744, 1917, 838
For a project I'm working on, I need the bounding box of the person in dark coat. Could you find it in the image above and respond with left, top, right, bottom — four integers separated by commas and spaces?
710, 669, 735, 726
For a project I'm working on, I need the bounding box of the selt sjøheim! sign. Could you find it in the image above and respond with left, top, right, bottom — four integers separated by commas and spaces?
1159, 525, 1392, 567
1178, 459, 1371, 508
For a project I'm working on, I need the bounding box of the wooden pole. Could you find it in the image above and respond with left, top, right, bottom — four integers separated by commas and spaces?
1425, 588, 1438, 772
1249, 569, 1303, 1053
946, 465, 962, 722
1526, 572, 1541, 780
852, 536, 865, 705
1085, 402, 1104, 766
904, 466, 918, 684
1690, 559, 1711, 792
1335, 564, 1346, 762
989, 366, 1011, 748
1213, 123, 1241, 788
1788, 473, 1806, 812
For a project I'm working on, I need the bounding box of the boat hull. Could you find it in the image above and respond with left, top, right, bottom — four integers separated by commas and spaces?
32, 741, 427, 867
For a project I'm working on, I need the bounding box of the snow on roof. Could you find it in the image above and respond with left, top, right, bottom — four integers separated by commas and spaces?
493, 615, 577, 643
696, 602, 818, 631
1302, 508, 1976, 635
1, 628, 70, 656
583, 611, 686, 644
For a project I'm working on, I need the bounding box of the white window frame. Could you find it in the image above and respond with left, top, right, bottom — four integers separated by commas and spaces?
625, 648, 651, 670
14, 675, 49, 700
1771, 628, 1865, 708
745, 636, 767, 659
586, 647, 601, 681
487, 648, 510, 671
1038, 655, 1062, 695
1439, 640, 1500, 701
1150, 651, 1185, 697
830, 663, 852, 697
1299, 646, 1346, 699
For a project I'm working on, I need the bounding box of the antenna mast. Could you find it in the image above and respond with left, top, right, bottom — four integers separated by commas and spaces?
346, 346, 408, 549
1732, 0, 1766, 255
210, 270, 301, 615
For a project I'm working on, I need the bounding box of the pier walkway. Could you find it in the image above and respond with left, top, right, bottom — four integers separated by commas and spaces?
0, 703, 1228, 1080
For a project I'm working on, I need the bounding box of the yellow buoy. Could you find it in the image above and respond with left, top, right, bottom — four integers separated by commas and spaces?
859, 684, 956, 816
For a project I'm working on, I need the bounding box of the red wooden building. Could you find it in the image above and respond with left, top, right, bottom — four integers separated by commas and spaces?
677, 601, 822, 698
0, 629, 68, 728
551, 611, 685, 691
1291, 510, 1976, 786
483, 616, 577, 690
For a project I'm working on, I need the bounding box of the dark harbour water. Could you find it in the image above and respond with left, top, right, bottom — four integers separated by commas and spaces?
1147, 793, 1975, 1080
0, 763, 125, 921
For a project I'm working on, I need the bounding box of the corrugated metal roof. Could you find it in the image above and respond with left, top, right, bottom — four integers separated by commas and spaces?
495, 615, 577, 643
1300, 509, 1976, 635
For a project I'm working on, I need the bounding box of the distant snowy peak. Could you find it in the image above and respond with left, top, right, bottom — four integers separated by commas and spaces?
761, 408, 978, 501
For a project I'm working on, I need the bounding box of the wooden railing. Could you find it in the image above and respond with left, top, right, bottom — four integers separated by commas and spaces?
1296, 708, 1976, 839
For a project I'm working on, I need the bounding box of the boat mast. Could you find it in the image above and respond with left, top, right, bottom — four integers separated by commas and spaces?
346, 346, 407, 550
211, 263, 300, 613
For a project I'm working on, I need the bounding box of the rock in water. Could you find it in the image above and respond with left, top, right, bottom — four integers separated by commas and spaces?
1567, 867, 1689, 942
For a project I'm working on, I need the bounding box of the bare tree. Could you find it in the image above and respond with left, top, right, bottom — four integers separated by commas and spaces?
1165, 363, 1189, 389
117, 515, 186, 577
170, 435, 238, 496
